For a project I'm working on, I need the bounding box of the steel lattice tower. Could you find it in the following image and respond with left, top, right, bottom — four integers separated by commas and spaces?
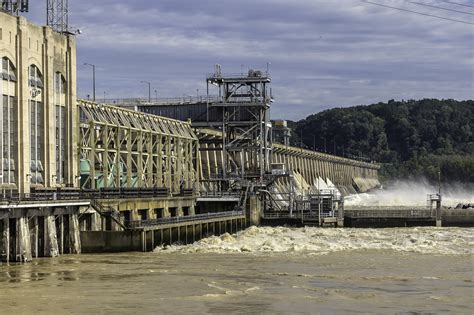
47, 0, 69, 33
206, 66, 273, 182
1, 0, 29, 15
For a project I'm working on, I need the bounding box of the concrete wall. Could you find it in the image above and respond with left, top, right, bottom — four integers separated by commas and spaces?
272, 144, 380, 194
80, 231, 142, 253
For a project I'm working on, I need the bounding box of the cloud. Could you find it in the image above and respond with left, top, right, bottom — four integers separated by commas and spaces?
23, 0, 474, 120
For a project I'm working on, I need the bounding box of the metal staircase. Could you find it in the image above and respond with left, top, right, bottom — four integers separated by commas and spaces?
90, 199, 128, 230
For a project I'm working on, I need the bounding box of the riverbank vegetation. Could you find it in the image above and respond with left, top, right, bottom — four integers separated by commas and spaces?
293, 99, 474, 183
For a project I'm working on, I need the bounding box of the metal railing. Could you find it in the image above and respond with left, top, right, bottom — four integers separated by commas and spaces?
99, 96, 221, 106
199, 191, 241, 198
262, 212, 338, 219
345, 209, 433, 218
207, 72, 270, 79
90, 198, 127, 230
0, 187, 195, 203
127, 210, 245, 229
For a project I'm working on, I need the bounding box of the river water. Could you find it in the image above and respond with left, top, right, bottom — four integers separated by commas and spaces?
1, 226, 473, 314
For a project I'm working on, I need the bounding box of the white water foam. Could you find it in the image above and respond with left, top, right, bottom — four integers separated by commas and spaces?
344, 180, 474, 207
154, 226, 474, 256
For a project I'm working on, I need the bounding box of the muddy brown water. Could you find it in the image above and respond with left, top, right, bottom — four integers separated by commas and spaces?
1, 227, 473, 314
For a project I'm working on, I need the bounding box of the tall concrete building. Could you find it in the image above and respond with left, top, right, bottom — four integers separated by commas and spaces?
0, 10, 77, 195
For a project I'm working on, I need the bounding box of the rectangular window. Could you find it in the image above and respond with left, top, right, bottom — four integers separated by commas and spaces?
29, 100, 44, 184
54, 73, 67, 184
55, 105, 66, 183
0, 94, 17, 185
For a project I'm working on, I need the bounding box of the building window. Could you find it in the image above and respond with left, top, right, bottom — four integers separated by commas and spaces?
1, 57, 17, 186
29, 65, 44, 185
2, 57, 17, 82
55, 72, 67, 184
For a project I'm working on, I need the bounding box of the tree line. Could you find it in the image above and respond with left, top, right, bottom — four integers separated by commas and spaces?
292, 99, 474, 183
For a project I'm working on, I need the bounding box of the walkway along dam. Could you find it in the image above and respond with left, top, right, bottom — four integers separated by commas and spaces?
2, 9, 466, 263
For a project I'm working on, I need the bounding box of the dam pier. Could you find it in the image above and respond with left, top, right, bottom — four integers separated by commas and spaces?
1, 9, 467, 263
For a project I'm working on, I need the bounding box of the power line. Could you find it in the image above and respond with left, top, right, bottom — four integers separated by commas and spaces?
440, 1, 474, 9
408, 1, 474, 16
362, 1, 474, 25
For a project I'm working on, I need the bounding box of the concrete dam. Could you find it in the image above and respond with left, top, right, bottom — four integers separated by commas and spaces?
2, 9, 457, 264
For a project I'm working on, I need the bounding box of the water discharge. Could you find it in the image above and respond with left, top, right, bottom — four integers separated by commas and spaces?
345, 180, 474, 207
155, 226, 474, 255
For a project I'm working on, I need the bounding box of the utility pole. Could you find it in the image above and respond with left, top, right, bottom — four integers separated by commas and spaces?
84, 63, 96, 101
154, 89, 158, 102
140, 81, 151, 102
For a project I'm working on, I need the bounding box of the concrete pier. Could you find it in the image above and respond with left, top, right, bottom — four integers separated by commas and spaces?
81, 212, 246, 253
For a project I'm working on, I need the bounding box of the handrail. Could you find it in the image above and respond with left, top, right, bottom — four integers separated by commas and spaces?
90, 198, 128, 230
127, 211, 245, 229
0, 187, 194, 203
345, 209, 433, 218
199, 191, 241, 198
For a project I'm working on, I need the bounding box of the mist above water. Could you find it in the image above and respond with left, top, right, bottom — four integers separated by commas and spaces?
345, 180, 474, 207
154, 226, 473, 256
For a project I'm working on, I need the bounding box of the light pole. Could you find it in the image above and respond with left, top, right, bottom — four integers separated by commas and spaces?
84, 63, 96, 101
140, 80, 151, 102
154, 89, 158, 102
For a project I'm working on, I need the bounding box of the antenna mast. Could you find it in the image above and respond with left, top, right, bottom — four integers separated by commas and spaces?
1, 0, 29, 15
47, 0, 69, 33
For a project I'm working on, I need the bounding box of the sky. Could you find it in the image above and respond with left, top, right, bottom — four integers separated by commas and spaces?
23, 0, 474, 120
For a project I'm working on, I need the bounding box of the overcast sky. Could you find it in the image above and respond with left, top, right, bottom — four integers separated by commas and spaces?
24, 0, 474, 120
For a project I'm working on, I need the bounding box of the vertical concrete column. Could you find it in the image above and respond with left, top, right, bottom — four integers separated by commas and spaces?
163, 207, 171, 218
337, 203, 344, 228
59, 215, 64, 254
18, 16, 31, 194
3, 218, 9, 263
247, 194, 262, 226
69, 212, 81, 254
90, 212, 102, 231
436, 199, 442, 227
17, 216, 32, 262
44, 214, 59, 257
189, 205, 195, 216
31, 216, 39, 258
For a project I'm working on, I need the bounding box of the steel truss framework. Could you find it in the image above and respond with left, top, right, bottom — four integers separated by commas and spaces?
1, 0, 28, 15
78, 101, 199, 194
47, 0, 68, 33
207, 69, 272, 181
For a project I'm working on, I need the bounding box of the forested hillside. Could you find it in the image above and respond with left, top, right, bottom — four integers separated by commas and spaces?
293, 99, 474, 183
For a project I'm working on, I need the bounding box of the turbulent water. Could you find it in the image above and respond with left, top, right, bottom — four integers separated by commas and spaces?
156, 226, 474, 256
1, 227, 473, 314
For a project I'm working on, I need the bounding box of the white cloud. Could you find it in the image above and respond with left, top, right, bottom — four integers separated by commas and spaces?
23, 0, 474, 120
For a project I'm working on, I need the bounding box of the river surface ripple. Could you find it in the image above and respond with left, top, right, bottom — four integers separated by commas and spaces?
1, 227, 473, 314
